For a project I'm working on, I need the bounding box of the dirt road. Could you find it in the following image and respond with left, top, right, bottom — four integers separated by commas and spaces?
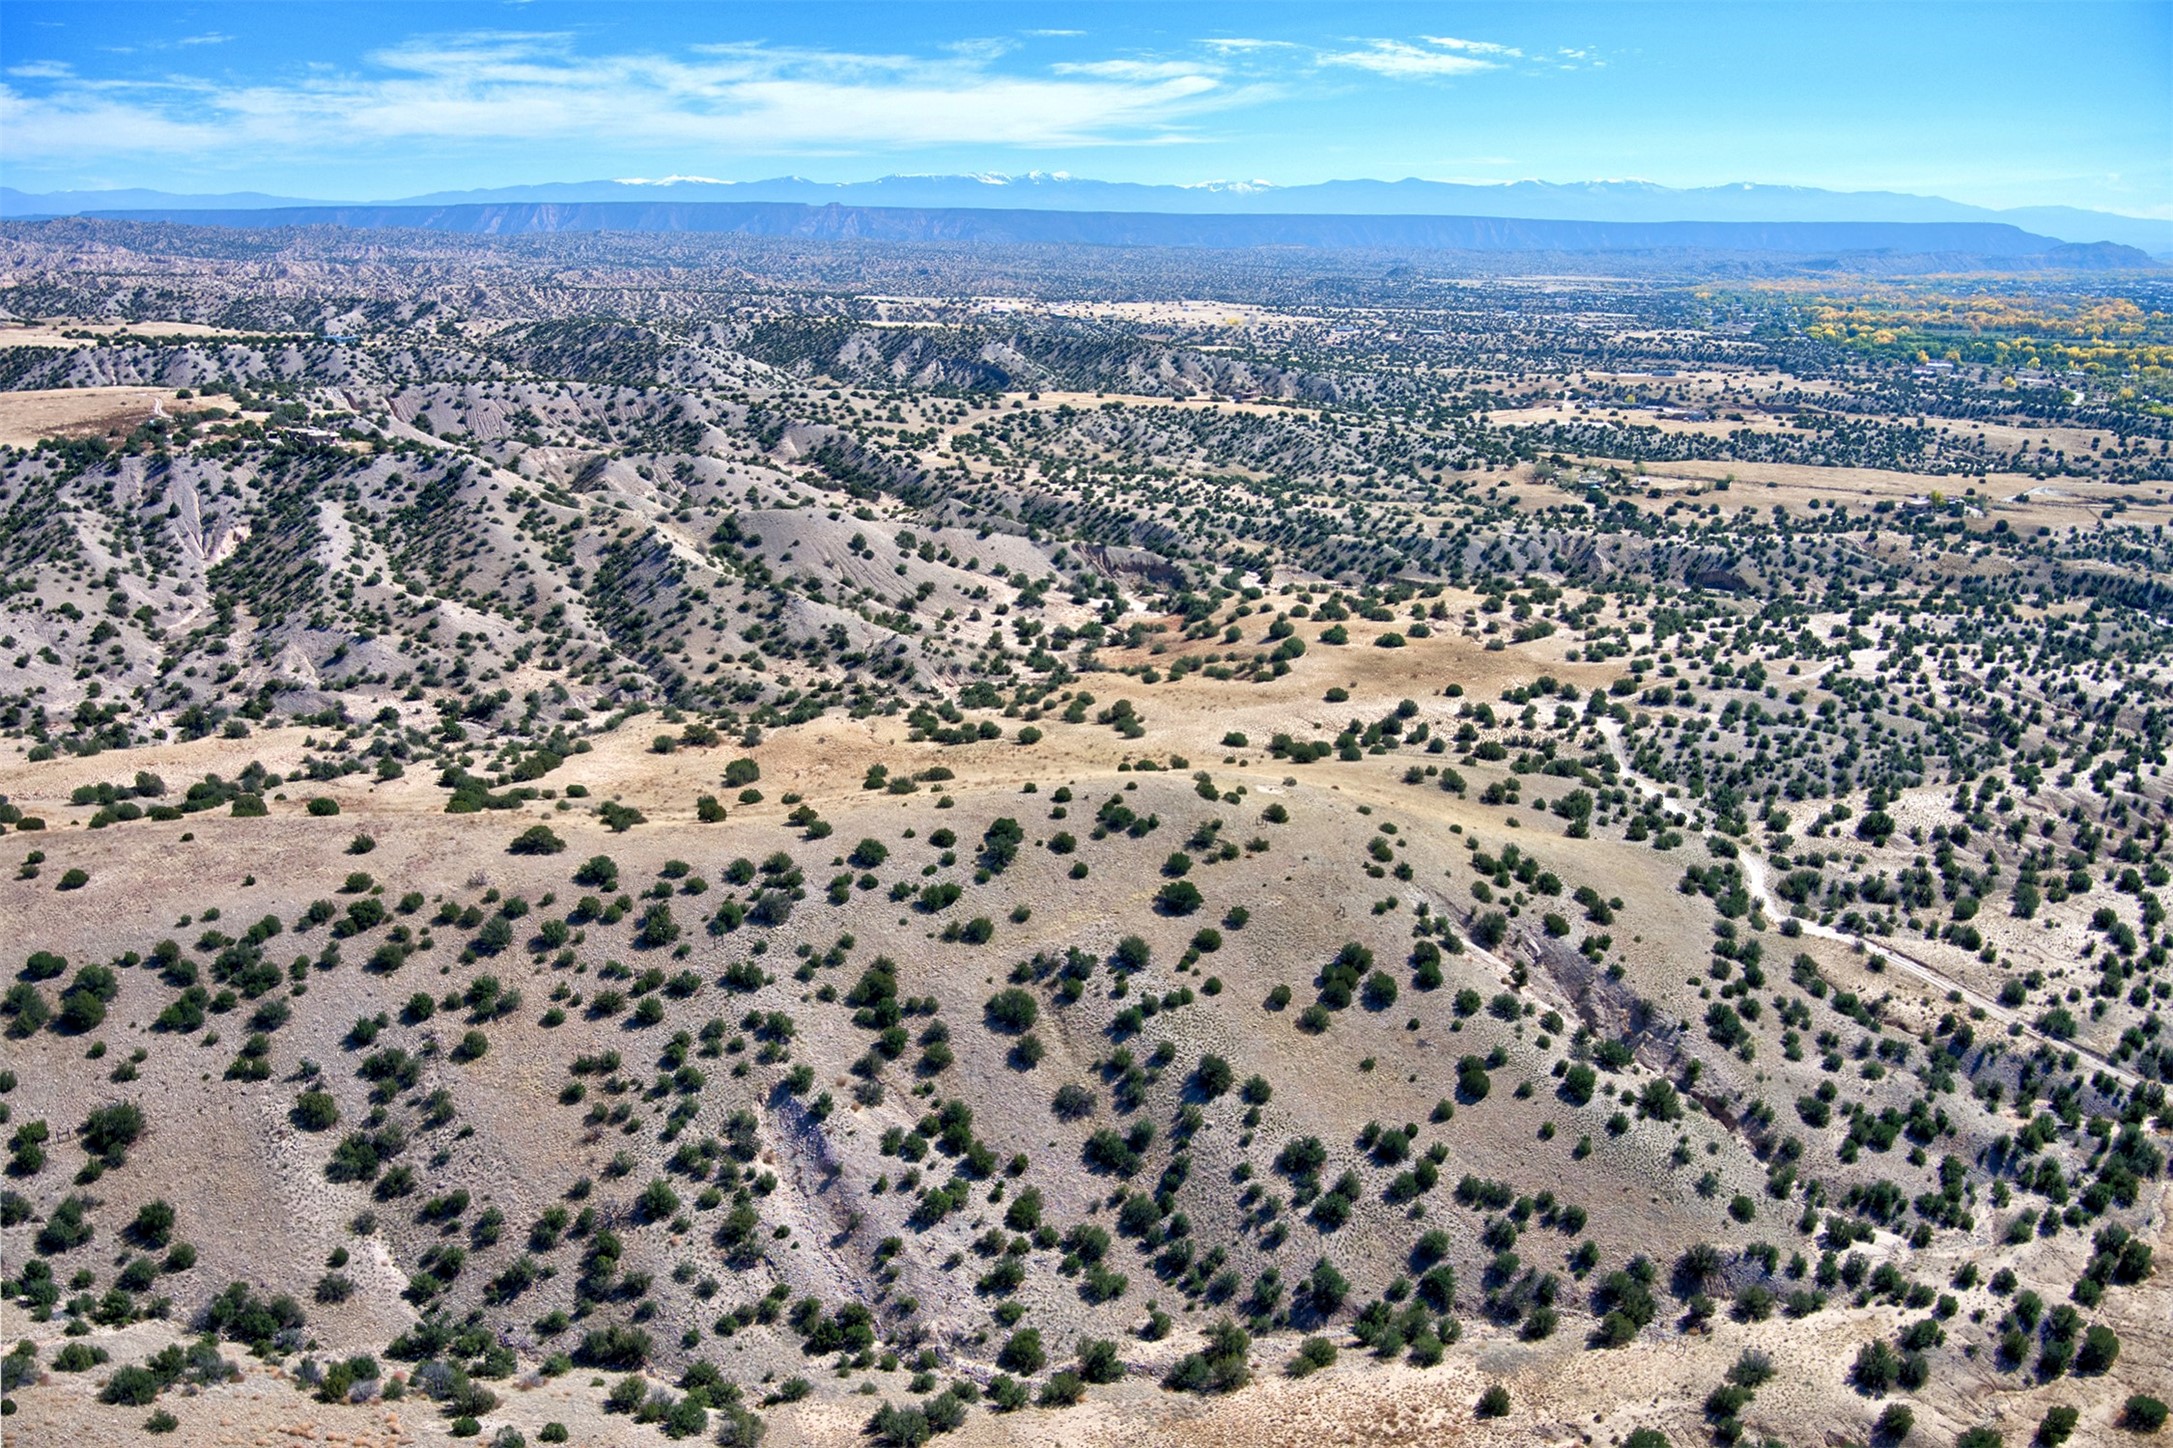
1593, 718, 2139, 1089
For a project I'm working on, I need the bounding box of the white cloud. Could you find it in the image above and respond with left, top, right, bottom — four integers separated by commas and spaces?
0, 31, 1237, 164
0, 86, 230, 158
5, 60, 74, 79
1319, 38, 1504, 78
1418, 36, 1523, 59
176, 32, 234, 47
941, 37, 1019, 63
1053, 58, 1214, 81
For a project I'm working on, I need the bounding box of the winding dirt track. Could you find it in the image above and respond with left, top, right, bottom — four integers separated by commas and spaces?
1595, 719, 2139, 1090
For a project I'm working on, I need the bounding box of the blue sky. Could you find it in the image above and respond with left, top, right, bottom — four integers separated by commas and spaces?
3, 1, 2167, 216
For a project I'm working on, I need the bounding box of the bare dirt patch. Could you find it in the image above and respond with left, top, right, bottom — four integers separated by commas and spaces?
0, 387, 213, 447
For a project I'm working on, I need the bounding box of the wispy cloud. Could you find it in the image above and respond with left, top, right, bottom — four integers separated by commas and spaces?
941, 37, 1018, 63
0, 30, 1237, 163
176, 32, 234, 47
1054, 58, 1213, 82
1318, 37, 1507, 78
1419, 36, 1523, 59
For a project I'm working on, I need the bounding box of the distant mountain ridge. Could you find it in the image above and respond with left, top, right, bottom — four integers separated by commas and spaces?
4, 174, 2167, 253
10, 199, 2151, 267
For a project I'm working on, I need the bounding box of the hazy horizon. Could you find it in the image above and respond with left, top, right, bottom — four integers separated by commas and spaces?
3, 0, 2166, 219
4, 172, 2164, 226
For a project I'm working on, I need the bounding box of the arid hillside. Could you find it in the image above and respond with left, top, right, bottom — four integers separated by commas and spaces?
2, 223, 2168, 1448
